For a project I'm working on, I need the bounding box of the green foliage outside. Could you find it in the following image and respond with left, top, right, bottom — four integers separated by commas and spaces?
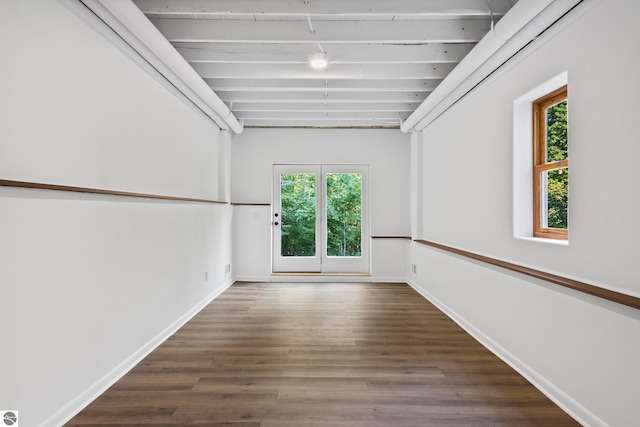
280, 173, 316, 256
280, 172, 362, 257
326, 173, 362, 256
545, 100, 568, 229
546, 100, 568, 162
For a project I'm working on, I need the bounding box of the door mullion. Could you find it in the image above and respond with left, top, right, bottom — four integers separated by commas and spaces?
318, 169, 324, 272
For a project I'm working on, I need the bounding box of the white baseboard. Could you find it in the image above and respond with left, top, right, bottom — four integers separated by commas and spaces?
235, 275, 407, 283
406, 279, 606, 427
43, 278, 234, 427
234, 275, 272, 282
370, 276, 407, 283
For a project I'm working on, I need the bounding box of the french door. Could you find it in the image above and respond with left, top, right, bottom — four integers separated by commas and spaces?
272, 164, 370, 273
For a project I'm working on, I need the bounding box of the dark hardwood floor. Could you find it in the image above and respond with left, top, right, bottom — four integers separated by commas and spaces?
66, 282, 580, 426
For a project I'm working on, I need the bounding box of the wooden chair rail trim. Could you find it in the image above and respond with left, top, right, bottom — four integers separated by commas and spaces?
231, 202, 272, 206
0, 179, 227, 204
371, 235, 412, 239
414, 239, 640, 310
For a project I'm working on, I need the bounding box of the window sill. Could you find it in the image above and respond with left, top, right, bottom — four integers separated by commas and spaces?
515, 236, 569, 246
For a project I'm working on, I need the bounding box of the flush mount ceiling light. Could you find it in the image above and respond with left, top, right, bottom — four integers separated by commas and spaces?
310, 56, 328, 70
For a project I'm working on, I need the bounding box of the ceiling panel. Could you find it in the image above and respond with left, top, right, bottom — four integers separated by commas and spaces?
133, 0, 519, 128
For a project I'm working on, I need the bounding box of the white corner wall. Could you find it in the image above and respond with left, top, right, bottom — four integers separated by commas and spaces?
231, 128, 410, 282
409, 0, 640, 426
0, 1, 232, 426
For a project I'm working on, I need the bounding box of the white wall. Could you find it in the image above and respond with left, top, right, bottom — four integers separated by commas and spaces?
231, 128, 409, 281
0, 1, 232, 426
409, 0, 640, 425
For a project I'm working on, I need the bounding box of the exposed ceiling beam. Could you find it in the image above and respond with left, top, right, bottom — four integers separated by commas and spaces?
127, 0, 522, 129
231, 102, 418, 112
150, 18, 490, 44
216, 91, 429, 103
207, 78, 442, 92
245, 121, 399, 129
193, 63, 456, 80
234, 111, 411, 120
174, 43, 476, 64
134, 0, 513, 18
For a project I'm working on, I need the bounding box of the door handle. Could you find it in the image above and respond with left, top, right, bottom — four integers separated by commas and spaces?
274, 221, 279, 226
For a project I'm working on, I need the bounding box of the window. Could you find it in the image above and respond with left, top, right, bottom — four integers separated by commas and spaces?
532, 85, 568, 239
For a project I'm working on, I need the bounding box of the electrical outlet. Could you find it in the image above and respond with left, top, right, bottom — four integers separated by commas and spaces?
205, 271, 208, 281
225, 263, 231, 275
411, 263, 417, 274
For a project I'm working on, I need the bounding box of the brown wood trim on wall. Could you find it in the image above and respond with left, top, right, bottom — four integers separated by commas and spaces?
371, 235, 412, 239
231, 202, 272, 206
0, 179, 227, 204
414, 239, 640, 310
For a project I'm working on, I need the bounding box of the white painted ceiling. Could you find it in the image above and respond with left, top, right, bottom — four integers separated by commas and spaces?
131, 0, 520, 129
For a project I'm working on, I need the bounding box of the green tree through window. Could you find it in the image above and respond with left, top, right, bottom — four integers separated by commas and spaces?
280, 173, 316, 256
279, 172, 363, 257
545, 100, 568, 229
326, 173, 362, 256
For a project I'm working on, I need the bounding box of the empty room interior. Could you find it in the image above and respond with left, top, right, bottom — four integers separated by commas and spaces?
2, 0, 640, 426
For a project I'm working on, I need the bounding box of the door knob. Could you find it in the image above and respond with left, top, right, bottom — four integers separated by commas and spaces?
274, 221, 279, 226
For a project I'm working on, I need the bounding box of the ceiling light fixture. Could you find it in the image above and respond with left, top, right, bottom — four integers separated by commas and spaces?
310, 57, 328, 70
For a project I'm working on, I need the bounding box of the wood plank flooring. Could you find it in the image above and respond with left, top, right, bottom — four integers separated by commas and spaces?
66, 282, 580, 426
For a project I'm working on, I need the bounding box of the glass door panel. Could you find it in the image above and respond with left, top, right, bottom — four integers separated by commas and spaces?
326, 173, 362, 257
322, 165, 370, 273
280, 172, 317, 257
272, 165, 321, 272
272, 164, 369, 273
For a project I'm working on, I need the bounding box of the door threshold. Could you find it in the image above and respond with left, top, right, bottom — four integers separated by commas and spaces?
272, 272, 371, 276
